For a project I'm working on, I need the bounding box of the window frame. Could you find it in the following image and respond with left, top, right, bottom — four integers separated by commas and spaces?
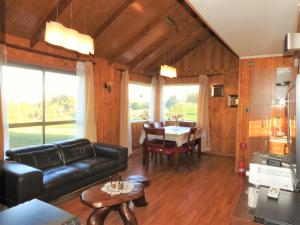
128, 81, 152, 122
162, 83, 200, 122
4, 63, 77, 146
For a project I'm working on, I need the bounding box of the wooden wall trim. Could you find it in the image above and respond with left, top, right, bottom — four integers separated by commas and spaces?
129, 72, 152, 84
164, 76, 199, 84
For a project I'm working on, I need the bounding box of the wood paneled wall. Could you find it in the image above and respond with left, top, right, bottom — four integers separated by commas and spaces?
94, 58, 121, 145
176, 36, 239, 76
131, 121, 146, 148
175, 36, 239, 157
236, 56, 294, 171
5, 34, 76, 72
208, 73, 239, 156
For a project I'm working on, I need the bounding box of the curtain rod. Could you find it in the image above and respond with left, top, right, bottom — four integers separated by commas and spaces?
150, 73, 223, 78
1, 42, 96, 65
178, 73, 223, 77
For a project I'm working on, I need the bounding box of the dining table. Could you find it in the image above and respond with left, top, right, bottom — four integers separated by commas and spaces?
139, 126, 202, 170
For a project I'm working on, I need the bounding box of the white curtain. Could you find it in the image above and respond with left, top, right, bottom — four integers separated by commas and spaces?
119, 71, 132, 155
76, 61, 97, 142
149, 77, 157, 122
153, 76, 164, 122
0, 44, 9, 158
197, 75, 210, 151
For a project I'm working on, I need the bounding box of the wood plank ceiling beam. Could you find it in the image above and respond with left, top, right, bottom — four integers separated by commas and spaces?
142, 20, 202, 71
173, 33, 211, 64
130, 18, 196, 69
129, 33, 171, 68
109, 3, 180, 64
147, 31, 208, 73
30, 0, 72, 48
147, 33, 210, 74
92, 0, 133, 39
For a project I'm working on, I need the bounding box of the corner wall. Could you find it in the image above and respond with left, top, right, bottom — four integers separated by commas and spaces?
175, 36, 239, 157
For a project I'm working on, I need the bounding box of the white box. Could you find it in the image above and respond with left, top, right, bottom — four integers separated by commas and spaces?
247, 153, 294, 191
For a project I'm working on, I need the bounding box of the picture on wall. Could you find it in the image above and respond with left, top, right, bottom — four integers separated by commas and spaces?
211, 84, 224, 97
228, 95, 238, 107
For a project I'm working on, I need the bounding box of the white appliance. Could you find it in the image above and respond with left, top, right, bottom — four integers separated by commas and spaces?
247, 153, 295, 191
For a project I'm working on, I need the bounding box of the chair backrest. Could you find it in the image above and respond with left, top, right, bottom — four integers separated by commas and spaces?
149, 122, 155, 128
154, 122, 164, 128
144, 127, 165, 150
147, 122, 164, 128
178, 121, 196, 127
186, 127, 198, 149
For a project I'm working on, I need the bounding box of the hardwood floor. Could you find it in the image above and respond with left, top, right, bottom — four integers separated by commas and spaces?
54, 150, 246, 225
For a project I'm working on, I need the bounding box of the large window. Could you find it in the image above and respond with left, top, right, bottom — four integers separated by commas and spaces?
163, 84, 199, 121
128, 83, 152, 121
3, 65, 78, 148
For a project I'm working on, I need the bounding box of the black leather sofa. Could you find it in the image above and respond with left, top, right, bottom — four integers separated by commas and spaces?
0, 138, 128, 206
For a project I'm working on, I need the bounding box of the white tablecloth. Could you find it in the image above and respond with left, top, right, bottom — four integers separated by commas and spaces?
139, 126, 201, 147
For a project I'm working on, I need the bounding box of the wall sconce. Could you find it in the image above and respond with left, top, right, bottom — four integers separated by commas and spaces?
104, 81, 112, 93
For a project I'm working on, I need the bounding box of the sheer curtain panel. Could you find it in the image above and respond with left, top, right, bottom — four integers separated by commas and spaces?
76, 61, 97, 142
197, 75, 210, 151
0, 44, 9, 159
119, 71, 132, 155
153, 76, 164, 122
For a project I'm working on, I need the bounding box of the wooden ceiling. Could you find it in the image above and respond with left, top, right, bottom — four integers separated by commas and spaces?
3, 0, 224, 74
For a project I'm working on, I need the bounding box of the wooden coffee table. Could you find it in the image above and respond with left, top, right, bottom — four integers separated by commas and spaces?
81, 181, 144, 225
126, 175, 151, 207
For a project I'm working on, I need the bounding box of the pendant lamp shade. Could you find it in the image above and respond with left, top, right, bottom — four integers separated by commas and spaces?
45, 21, 94, 55
160, 64, 177, 78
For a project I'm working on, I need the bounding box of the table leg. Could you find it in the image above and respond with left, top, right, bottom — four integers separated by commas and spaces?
175, 146, 179, 171
142, 140, 146, 165
87, 207, 111, 225
132, 194, 148, 207
119, 202, 138, 225
197, 138, 201, 159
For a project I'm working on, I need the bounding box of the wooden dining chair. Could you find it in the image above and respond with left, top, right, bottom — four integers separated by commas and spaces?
178, 121, 196, 127
154, 121, 164, 128
178, 127, 198, 166
144, 127, 175, 170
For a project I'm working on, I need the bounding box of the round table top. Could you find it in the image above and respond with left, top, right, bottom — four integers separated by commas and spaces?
81, 181, 144, 208
127, 175, 151, 187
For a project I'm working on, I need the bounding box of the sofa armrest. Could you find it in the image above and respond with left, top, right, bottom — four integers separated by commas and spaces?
93, 143, 128, 168
0, 161, 43, 206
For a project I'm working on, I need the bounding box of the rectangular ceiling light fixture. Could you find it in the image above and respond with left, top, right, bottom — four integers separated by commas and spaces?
160, 64, 177, 78
45, 21, 94, 55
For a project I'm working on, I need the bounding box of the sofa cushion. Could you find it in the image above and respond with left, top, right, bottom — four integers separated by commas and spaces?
71, 157, 119, 175
82, 143, 96, 158
60, 143, 87, 164
56, 139, 95, 164
14, 148, 63, 170
42, 165, 88, 191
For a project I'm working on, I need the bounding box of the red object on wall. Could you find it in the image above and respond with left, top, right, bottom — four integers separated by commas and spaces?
238, 159, 246, 176
240, 142, 247, 149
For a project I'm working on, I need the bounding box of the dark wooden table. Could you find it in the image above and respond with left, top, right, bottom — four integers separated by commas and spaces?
127, 175, 151, 207
81, 182, 144, 225
140, 126, 201, 170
